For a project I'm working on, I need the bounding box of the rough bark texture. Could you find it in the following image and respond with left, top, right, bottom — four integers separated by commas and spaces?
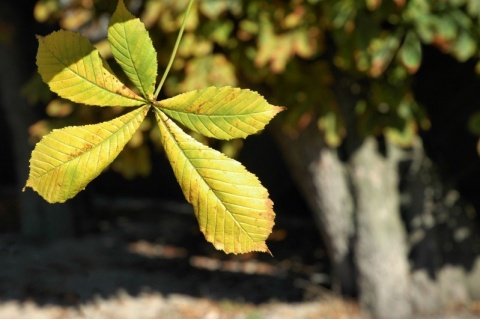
273, 115, 480, 318
274, 120, 414, 317
349, 138, 412, 318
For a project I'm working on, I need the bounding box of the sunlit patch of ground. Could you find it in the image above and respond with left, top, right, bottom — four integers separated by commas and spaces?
0, 293, 363, 319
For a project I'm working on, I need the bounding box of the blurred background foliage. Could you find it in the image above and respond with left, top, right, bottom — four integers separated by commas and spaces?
25, 0, 480, 179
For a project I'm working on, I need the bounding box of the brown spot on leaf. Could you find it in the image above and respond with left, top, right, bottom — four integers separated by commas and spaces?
224, 90, 241, 103
188, 100, 209, 114
68, 143, 93, 159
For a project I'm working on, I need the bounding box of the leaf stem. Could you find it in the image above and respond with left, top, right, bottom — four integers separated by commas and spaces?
153, 0, 194, 100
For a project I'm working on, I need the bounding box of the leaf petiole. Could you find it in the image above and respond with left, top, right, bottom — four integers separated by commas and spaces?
153, 0, 194, 100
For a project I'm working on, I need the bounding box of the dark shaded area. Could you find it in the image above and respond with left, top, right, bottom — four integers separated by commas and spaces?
415, 46, 480, 209
0, 118, 15, 187
0, 191, 326, 306
0, 115, 16, 232
407, 47, 480, 275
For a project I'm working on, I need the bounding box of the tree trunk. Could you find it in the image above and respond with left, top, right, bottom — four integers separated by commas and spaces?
272, 122, 356, 296
273, 115, 480, 317
349, 137, 411, 318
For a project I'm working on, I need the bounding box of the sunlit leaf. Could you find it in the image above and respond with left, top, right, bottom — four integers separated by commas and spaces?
155, 109, 275, 254
109, 0, 157, 100
467, 0, 480, 19
36, 30, 145, 107
254, 16, 299, 73
254, 16, 276, 68
366, 0, 382, 10
284, 6, 305, 29
398, 31, 422, 74
449, 0, 467, 7
385, 120, 417, 147
178, 33, 213, 58
24, 106, 149, 203
156, 86, 284, 140
60, 7, 92, 30
317, 110, 346, 147
369, 34, 401, 77
34, 0, 58, 23
452, 31, 476, 62
45, 98, 74, 117
177, 55, 237, 93
435, 15, 457, 42
199, 0, 228, 19
206, 20, 234, 46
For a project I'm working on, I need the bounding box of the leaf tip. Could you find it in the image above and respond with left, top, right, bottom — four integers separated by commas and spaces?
23, 178, 34, 194
273, 105, 287, 115
114, 0, 128, 14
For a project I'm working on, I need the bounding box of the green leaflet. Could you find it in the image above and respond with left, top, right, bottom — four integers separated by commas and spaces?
25, 106, 149, 203
36, 30, 146, 107
398, 31, 422, 74
155, 108, 275, 254
156, 86, 285, 140
109, 0, 157, 100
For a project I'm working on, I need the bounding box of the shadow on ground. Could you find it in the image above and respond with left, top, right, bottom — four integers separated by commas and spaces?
0, 198, 329, 307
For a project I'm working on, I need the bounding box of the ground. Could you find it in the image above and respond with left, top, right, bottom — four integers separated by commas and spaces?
0, 197, 479, 319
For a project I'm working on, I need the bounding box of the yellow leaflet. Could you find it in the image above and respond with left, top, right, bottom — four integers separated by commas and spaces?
155, 108, 275, 254
156, 86, 285, 140
36, 30, 146, 107
109, 0, 157, 100
24, 106, 149, 203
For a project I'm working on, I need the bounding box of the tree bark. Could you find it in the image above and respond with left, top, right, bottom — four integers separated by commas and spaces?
273, 112, 480, 317
274, 119, 413, 317
272, 122, 356, 296
349, 137, 411, 318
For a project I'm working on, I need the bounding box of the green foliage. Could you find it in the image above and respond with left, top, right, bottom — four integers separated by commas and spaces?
170, 0, 480, 147
25, 0, 283, 254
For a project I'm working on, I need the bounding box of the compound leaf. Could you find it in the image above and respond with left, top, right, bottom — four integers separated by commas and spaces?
24, 106, 149, 203
156, 86, 285, 140
155, 108, 275, 254
37, 30, 146, 107
109, 0, 157, 100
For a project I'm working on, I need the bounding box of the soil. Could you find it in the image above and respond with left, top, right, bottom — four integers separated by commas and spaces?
0, 197, 479, 319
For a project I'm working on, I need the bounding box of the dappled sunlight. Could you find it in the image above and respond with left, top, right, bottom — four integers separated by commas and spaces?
128, 240, 188, 259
